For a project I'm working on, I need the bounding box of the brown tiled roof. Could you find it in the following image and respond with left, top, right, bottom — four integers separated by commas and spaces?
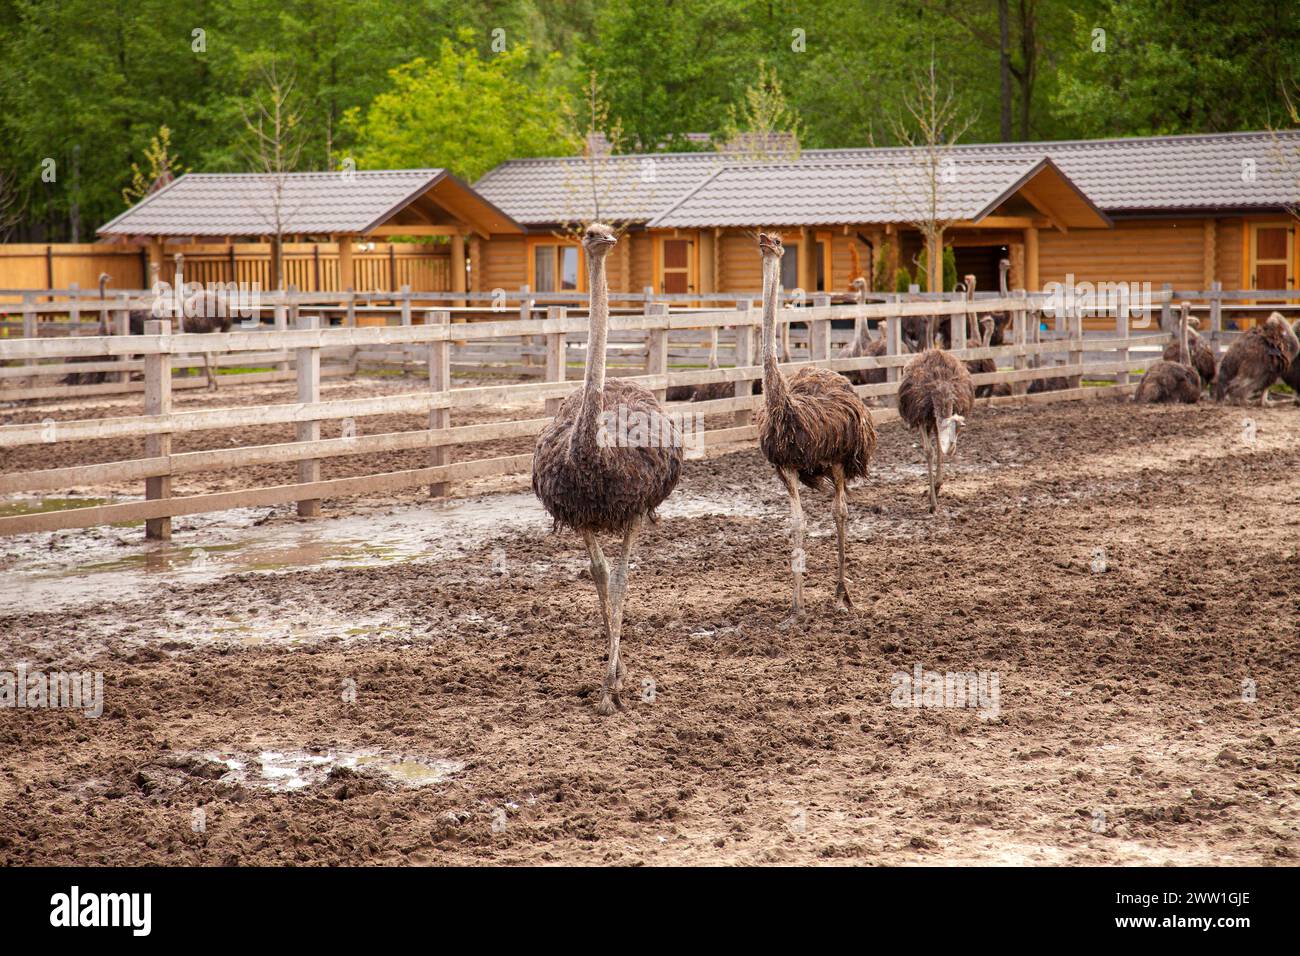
99, 169, 522, 237
647, 157, 1077, 227
474, 131, 1300, 226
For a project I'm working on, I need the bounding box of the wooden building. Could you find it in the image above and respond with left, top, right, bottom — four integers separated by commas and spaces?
470, 131, 1300, 297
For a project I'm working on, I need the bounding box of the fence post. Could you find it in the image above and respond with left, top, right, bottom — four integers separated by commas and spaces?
885, 298, 902, 408
545, 305, 567, 417
1115, 284, 1130, 388
810, 293, 831, 360
645, 301, 669, 402
951, 292, 968, 353
68, 283, 80, 333
427, 310, 451, 498
143, 319, 172, 541
519, 284, 534, 369
399, 284, 412, 325
295, 314, 322, 517
1012, 290, 1029, 397
114, 299, 131, 383
1068, 304, 1084, 389
281, 285, 298, 374
733, 299, 754, 426
21, 293, 35, 368
1209, 280, 1223, 359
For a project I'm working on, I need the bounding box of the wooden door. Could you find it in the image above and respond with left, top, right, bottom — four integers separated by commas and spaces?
1250, 223, 1294, 294
660, 238, 694, 294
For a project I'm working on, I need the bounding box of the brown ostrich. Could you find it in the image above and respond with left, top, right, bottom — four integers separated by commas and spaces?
1214, 311, 1300, 406
898, 344, 975, 514
1160, 316, 1216, 389
531, 223, 683, 715
1134, 302, 1200, 404
837, 276, 890, 389
958, 275, 998, 398
1282, 319, 1300, 401
1025, 315, 1069, 394
755, 233, 876, 618
985, 258, 1013, 346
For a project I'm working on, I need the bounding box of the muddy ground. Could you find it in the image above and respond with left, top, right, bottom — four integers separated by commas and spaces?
1, 387, 1298, 865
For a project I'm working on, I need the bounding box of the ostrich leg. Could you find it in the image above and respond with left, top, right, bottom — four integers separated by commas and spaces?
596, 516, 641, 716
777, 467, 806, 623
581, 530, 612, 643
203, 352, 218, 391
832, 465, 853, 610
919, 426, 938, 514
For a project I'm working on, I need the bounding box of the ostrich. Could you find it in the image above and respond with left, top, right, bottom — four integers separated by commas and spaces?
898, 341, 975, 515
1214, 311, 1300, 406
1282, 319, 1300, 402
1161, 316, 1216, 389
1134, 302, 1200, 404
985, 258, 1013, 346
755, 233, 876, 617
532, 223, 683, 715
1026, 315, 1069, 394
836, 276, 890, 389
958, 275, 998, 398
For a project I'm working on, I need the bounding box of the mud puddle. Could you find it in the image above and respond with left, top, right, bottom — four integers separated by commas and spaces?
196, 749, 464, 791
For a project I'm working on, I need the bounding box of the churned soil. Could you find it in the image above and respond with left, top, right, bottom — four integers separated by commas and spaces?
1, 393, 1297, 865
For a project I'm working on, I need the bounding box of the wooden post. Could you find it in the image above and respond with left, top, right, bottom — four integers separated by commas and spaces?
951, 295, 968, 354
545, 305, 567, 416
21, 294, 35, 367
1115, 284, 1130, 388
450, 232, 467, 309
519, 284, 534, 369
295, 314, 321, 517
885, 299, 901, 408
399, 284, 412, 325
143, 319, 172, 540
645, 301, 669, 402
733, 299, 754, 426
1068, 304, 1083, 389
427, 310, 451, 498
114, 302, 131, 383
281, 285, 298, 373
336, 236, 354, 294
809, 293, 831, 360
1012, 290, 1029, 397
68, 282, 80, 333
1209, 280, 1223, 359
1023, 226, 1039, 292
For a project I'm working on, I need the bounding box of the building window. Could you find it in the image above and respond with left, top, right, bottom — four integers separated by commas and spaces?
533, 244, 580, 292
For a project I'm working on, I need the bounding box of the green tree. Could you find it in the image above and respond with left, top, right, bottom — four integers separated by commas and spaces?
1054, 0, 1300, 136
344, 31, 571, 181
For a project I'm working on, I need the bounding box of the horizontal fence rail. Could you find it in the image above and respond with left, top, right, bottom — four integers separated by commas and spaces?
0, 284, 1253, 537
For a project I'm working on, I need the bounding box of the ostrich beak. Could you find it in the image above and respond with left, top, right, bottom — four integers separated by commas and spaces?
937, 414, 965, 457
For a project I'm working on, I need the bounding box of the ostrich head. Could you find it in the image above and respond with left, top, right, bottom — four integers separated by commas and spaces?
582, 222, 618, 257
933, 390, 966, 457
758, 232, 784, 258
850, 276, 867, 298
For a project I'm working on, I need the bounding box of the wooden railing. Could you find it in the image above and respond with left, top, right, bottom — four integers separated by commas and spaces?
0, 290, 1185, 538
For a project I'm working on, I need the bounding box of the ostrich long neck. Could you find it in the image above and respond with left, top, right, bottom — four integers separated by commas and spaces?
760, 254, 789, 407
1179, 309, 1190, 364
574, 250, 609, 450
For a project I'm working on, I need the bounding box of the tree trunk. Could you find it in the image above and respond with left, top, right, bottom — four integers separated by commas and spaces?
927, 231, 942, 293
271, 233, 284, 290
999, 0, 1012, 141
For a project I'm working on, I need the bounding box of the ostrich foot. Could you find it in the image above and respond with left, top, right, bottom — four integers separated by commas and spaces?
777, 606, 806, 630
595, 685, 624, 716
834, 581, 854, 611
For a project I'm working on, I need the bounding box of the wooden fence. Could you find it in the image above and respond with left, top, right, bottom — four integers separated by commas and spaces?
0, 242, 450, 303
0, 288, 1197, 538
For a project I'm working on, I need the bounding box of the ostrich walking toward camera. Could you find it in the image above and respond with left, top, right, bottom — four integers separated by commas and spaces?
532, 223, 683, 715
1134, 302, 1201, 404
1213, 311, 1300, 406
755, 233, 876, 617
899, 338, 975, 514
1283, 319, 1300, 402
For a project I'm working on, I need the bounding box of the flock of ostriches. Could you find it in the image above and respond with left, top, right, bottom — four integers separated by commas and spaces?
532, 226, 1300, 714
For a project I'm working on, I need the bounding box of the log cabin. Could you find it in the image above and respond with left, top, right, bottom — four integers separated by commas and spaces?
471, 130, 1299, 302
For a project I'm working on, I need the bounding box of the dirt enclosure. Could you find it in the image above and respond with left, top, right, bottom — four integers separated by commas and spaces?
1, 392, 1297, 866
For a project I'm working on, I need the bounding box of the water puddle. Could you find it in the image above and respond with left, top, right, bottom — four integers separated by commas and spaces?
0, 496, 121, 518
199, 749, 463, 792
